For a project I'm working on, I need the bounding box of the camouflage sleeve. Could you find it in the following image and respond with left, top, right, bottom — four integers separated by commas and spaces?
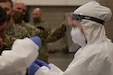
23, 23, 50, 45
21, 28, 30, 38
6, 23, 30, 38
37, 26, 51, 45
3, 34, 16, 50
23, 23, 41, 37
24, 23, 51, 41
37, 26, 50, 38
47, 23, 66, 43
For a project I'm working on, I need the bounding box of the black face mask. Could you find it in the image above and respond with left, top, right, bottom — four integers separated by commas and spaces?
12, 11, 24, 24
33, 17, 41, 23
7, 14, 11, 22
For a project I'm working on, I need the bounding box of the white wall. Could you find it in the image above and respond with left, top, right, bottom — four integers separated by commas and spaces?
13, 0, 91, 6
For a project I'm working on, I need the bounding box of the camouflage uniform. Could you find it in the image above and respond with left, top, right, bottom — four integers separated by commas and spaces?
31, 21, 50, 63
0, 34, 16, 55
5, 23, 30, 49
47, 21, 80, 53
3, 34, 16, 49
6, 23, 30, 39
47, 22, 68, 53
47, 22, 66, 42
21, 22, 41, 37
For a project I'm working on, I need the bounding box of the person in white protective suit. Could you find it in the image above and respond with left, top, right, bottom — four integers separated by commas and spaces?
0, 6, 42, 75
28, 1, 113, 75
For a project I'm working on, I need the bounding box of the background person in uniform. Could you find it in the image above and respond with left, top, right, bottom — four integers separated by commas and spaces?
31, 8, 51, 63
12, 1, 49, 75
12, 0, 43, 38
28, 1, 113, 75
13, 1, 51, 68
10, 0, 30, 37
5, 0, 42, 48
4, 0, 30, 49
0, 0, 18, 50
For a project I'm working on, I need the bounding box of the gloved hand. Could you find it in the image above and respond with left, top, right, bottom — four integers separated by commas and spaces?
28, 61, 40, 75
28, 59, 50, 75
35, 59, 51, 69
30, 36, 42, 48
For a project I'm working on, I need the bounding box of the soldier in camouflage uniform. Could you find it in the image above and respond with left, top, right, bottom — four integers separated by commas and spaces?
31, 8, 51, 63
21, 21, 43, 37
5, 0, 30, 45
0, 0, 29, 50
0, 0, 36, 53
5, 21, 30, 51
12, 1, 40, 37
12, 1, 50, 63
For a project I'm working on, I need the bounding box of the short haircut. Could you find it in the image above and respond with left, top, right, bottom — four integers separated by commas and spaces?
0, 0, 13, 8
0, 6, 7, 25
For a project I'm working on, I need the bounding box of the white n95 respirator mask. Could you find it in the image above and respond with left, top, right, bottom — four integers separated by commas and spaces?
71, 27, 87, 47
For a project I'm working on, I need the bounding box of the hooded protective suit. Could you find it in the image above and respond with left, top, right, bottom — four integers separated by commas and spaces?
0, 37, 41, 75
34, 1, 113, 75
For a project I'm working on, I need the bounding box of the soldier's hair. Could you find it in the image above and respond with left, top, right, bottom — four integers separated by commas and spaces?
0, 6, 7, 25
0, 0, 13, 8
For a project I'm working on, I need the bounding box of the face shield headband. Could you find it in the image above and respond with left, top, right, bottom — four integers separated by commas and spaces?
72, 14, 105, 25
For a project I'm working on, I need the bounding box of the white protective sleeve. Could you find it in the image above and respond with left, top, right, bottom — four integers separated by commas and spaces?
0, 38, 39, 74
35, 39, 113, 75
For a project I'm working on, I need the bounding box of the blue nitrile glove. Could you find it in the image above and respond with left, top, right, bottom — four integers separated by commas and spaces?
28, 61, 40, 75
30, 36, 42, 48
28, 59, 50, 75
35, 59, 51, 69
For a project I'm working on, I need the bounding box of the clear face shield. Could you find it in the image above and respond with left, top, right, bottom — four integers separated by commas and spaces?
71, 14, 105, 47
64, 12, 80, 52
71, 14, 87, 47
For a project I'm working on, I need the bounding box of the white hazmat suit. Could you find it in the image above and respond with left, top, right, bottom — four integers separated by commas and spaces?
0, 37, 40, 75
35, 1, 113, 75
